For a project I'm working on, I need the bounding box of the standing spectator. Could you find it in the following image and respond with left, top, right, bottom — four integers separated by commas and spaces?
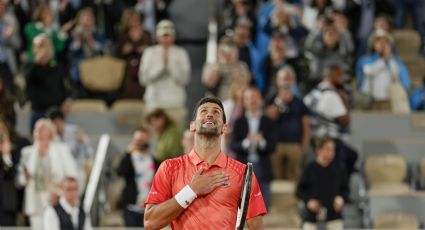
181, 129, 194, 154
296, 136, 348, 230
202, 37, 251, 101
17, 119, 78, 230
0, 125, 18, 226
0, 78, 16, 127
304, 13, 353, 90
265, 66, 310, 181
25, 34, 68, 132
43, 177, 93, 230
139, 20, 191, 127
0, 0, 21, 95
69, 7, 106, 86
304, 64, 358, 178
23, 4, 73, 62
355, 29, 410, 111
134, 0, 172, 37
145, 109, 183, 163
25, 34, 67, 129
46, 108, 93, 187
117, 127, 157, 227
116, 9, 152, 99
230, 87, 276, 209
394, 0, 425, 51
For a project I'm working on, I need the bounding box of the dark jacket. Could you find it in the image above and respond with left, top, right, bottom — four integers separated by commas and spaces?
230, 114, 276, 182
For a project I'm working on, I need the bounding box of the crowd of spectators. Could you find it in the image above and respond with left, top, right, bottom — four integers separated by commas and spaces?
1, 0, 425, 228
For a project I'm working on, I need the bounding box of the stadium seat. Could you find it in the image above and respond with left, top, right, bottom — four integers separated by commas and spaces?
69, 99, 108, 112
393, 30, 421, 58
401, 56, 425, 88
373, 212, 419, 229
110, 99, 146, 129
364, 154, 410, 194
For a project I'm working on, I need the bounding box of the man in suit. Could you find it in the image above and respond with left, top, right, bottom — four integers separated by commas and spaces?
230, 87, 276, 210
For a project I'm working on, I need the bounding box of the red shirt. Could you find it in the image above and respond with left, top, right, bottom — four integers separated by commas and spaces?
145, 149, 267, 229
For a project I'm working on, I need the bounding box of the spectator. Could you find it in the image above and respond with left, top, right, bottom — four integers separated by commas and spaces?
43, 177, 92, 230
181, 129, 194, 153
302, 0, 333, 31
394, 0, 425, 51
230, 87, 276, 210
264, 66, 310, 181
0, 124, 18, 226
46, 107, 93, 187
117, 127, 157, 227
0, 78, 16, 127
0, 0, 21, 95
261, 30, 300, 96
304, 13, 353, 90
221, 0, 257, 38
139, 20, 191, 127
69, 7, 106, 86
134, 0, 172, 37
23, 4, 73, 62
296, 136, 348, 230
116, 9, 152, 99
202, 37, 251, 101
17, 119, 78, 230
145, 109, 183, 163
25, 34, 67, 122
304, 63, 358, 178
355, 29, 410, 111
25, 34, 68, 132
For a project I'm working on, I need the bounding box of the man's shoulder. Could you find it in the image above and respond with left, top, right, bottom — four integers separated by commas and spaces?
226, 157, 247, 176
160, 154, 189, 172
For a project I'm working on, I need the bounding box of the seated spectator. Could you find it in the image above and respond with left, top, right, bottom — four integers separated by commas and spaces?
43, 177, 92, 230
0, 0, 21, 95
0, 123, 18, 226
46, 107, 93, 187
139, 20, 190, 127
202, 37, 251, 101
17, 119, 78, 230
116, 9, 152, 99
23, 4, 73, 62
355, 29, 410, 111
69, 7, 106, 86
145, 109, 183, 163
296, 136, 348, 230
304, 13, 353, 90
117, 127, 157, 227
25, 34, 68, 132
264, 66, 310, 181
221, 0, 257, 39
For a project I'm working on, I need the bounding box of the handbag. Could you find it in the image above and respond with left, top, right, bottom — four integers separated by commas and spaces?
389, 74, 410, 114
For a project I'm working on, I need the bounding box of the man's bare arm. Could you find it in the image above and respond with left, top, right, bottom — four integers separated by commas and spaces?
247, 216, 264, 230
144, 201, 184, 230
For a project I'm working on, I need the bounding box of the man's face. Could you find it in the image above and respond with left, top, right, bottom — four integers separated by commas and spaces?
62, 180, 79, 205
191, 102, 226, 136
243, 89, 262, 112
329, 68, 344, 87
317, 141, 335, 163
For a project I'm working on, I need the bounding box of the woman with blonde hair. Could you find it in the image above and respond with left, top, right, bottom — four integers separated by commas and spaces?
17, 119, 78, 230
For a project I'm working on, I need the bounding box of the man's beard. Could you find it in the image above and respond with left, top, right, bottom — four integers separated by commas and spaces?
198, 125, 220, 136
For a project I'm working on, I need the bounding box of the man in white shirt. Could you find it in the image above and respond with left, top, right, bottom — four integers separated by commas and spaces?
43, 177, 92, 230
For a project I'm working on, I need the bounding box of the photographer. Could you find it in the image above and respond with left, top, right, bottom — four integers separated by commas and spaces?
117, 126, 158, 227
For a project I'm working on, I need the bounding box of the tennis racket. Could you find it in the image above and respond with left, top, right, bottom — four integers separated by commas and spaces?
235, 162, 253, 230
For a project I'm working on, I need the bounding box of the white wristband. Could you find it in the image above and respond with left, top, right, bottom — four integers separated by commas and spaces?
174, 185, 197, 209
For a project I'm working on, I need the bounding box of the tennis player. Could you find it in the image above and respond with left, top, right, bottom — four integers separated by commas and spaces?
144, 97, 266, 229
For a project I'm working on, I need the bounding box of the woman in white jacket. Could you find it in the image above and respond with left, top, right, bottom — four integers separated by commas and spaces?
17, 119, 78, 230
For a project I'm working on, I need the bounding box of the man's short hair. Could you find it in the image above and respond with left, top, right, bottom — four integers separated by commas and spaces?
315, 136, 334, 150
46, 107, 65, 120
192, 97, 226, 123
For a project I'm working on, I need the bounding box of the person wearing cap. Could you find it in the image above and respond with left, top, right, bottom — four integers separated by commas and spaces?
264, 66, 311, 181
139, 19, 191, 127
355, 29, 410, 111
